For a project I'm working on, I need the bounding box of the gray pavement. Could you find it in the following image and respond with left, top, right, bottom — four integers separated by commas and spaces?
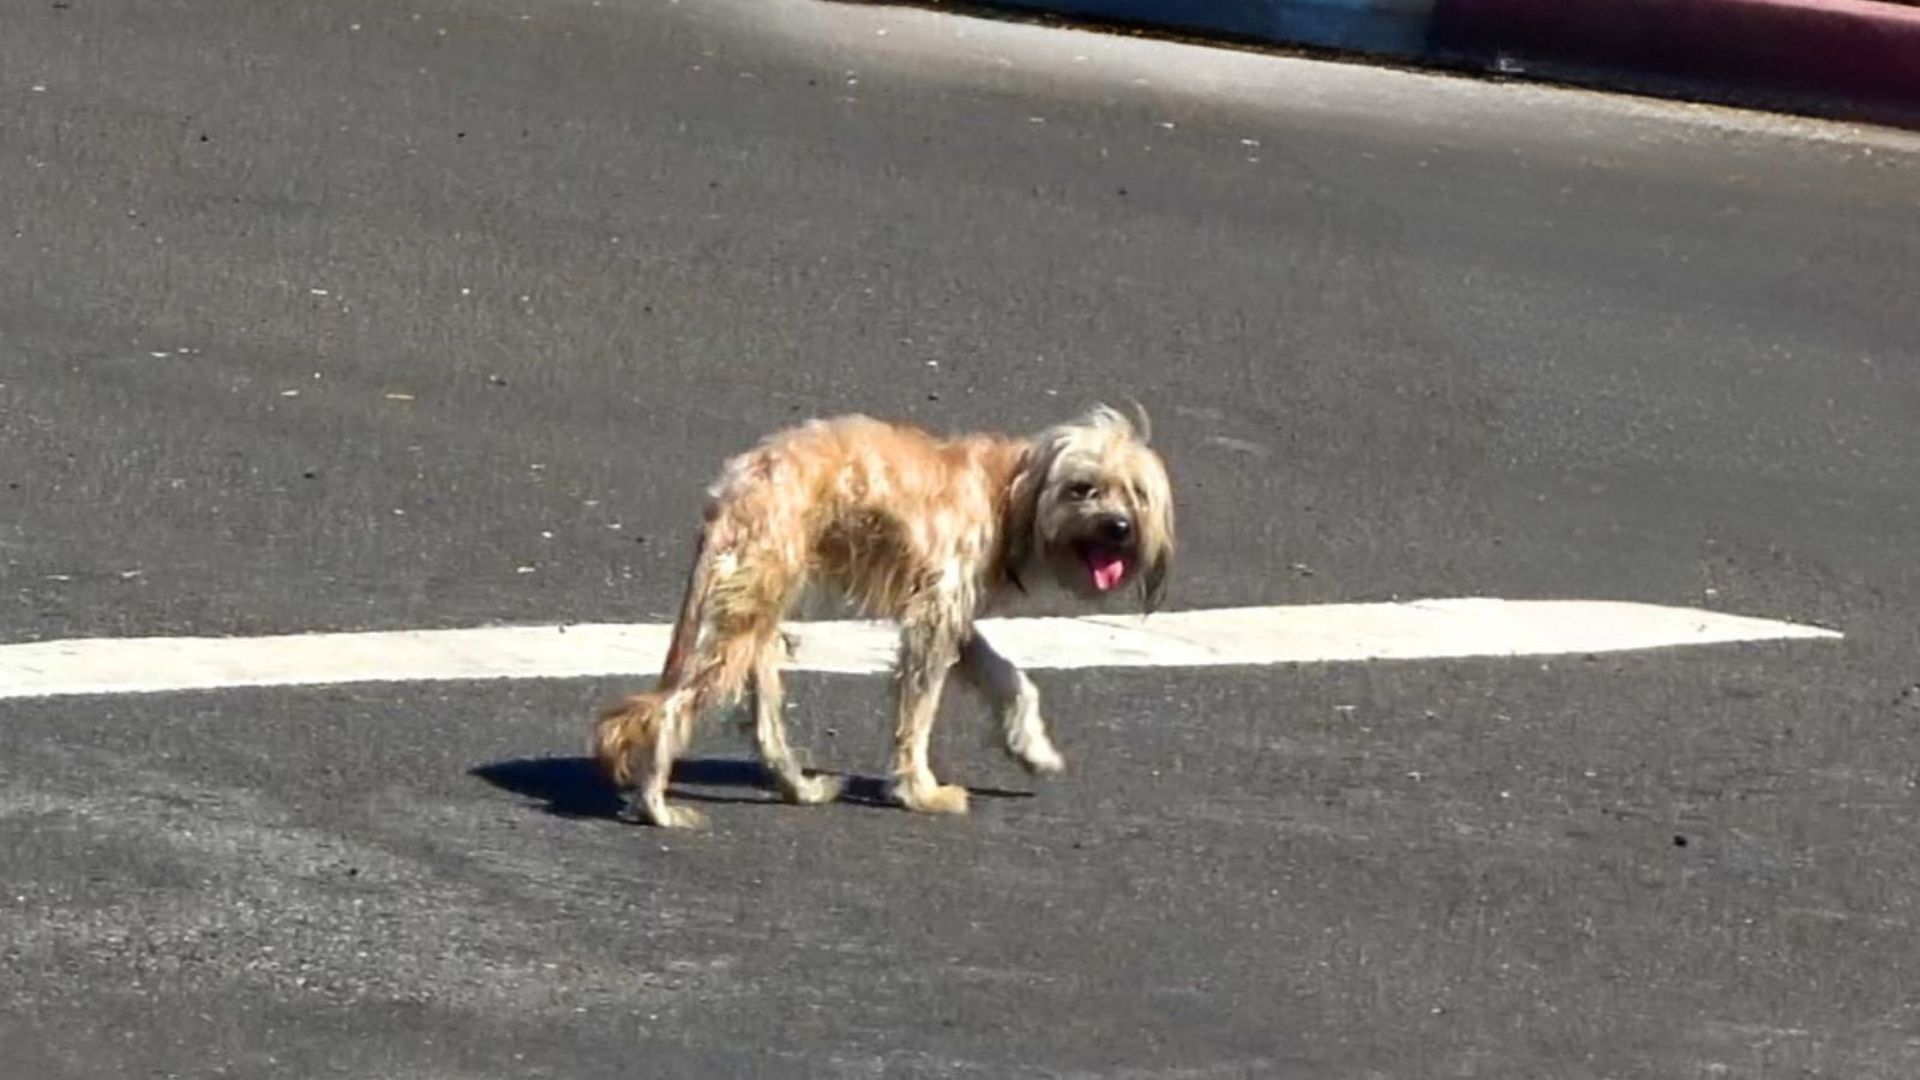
4, 0, 1920, 1076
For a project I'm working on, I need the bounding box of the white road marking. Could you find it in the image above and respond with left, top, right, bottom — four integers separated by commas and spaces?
0, 600, 1839, 700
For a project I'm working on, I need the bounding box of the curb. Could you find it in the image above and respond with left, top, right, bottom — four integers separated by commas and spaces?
983, 0, 1435, 56
1432, 0, 1920, 130
978, 0, 1920, 130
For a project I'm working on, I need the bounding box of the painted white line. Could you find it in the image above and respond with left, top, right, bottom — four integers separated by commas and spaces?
0, 600, 1839, 701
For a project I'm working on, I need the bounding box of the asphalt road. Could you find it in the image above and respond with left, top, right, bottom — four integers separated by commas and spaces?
4, 0, 1920, 1076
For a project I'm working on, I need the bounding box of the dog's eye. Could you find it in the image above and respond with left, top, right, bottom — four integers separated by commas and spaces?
1063, 481, 1097, 501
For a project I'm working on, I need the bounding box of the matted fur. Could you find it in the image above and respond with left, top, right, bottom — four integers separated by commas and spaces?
592, 404, 1175, 828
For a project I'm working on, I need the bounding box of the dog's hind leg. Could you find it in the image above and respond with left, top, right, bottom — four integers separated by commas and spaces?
629, 620, 769, 828
959, 632, 1064, 775
749, 647, 844, 806
628, 690, 705, 829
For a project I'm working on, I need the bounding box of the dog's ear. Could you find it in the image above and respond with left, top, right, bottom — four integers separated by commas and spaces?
1140, 546, 1170, 615
1134, 448, 1175, 616
1139, 524, 1171, 615
1000, 440, 1049, 584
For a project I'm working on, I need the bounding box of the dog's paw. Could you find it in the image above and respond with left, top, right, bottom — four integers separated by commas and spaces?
1005, 724, 1066, 775
782, 772, 845, 806
897, 782, 970, 816
1017, 738, 1066, 775
646, 803, 708, 829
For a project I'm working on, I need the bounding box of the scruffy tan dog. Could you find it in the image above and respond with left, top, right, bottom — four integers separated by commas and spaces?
592, 404, 1175, 828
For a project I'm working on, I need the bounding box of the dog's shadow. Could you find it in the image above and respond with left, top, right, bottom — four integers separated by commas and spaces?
470, 756, 1033, 822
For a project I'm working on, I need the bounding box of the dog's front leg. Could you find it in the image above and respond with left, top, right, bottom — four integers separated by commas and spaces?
890, 615, 970, 815
959, 632, 1065, 775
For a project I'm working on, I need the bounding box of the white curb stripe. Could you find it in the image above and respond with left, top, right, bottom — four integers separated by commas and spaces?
0, 600, 1840, 700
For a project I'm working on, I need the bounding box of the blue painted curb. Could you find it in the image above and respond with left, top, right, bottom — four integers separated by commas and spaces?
984, 0, 1437, 57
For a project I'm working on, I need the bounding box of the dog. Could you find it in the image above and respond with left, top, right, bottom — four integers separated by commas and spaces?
591, 403, 1175, 827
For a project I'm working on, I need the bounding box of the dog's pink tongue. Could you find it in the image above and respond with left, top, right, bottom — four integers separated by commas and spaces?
1090, 552, 1127, 592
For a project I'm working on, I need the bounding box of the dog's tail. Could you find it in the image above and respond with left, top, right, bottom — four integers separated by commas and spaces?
591, 690, 669, 789
591, 523, 723, 788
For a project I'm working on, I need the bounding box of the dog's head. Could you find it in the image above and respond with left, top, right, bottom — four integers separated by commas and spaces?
1004, 403, 1175, 613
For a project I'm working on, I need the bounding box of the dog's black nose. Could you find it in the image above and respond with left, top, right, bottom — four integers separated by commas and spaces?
1097, 515, 1133, 543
